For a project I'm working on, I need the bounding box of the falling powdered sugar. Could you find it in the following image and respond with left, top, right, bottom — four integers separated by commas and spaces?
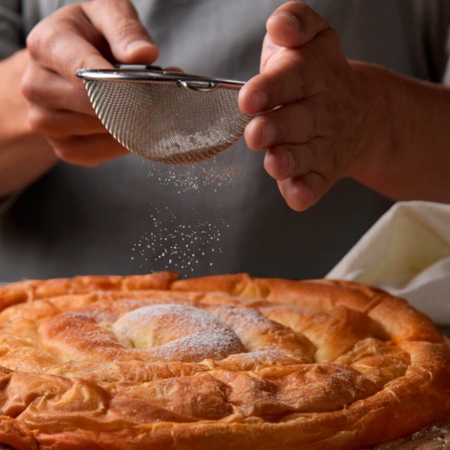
131, 157, 241, 274
131, 206, 229, 273
145, 158, 241, 193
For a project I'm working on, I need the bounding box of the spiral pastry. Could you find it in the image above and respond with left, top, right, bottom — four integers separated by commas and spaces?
0, 271, 448, 450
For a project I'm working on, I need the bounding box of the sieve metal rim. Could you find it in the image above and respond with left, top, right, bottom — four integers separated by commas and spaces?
75, 64, 251, 164
76, 65, 245, 92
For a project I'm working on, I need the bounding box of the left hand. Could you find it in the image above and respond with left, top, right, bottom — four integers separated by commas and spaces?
239, 1, 369, 211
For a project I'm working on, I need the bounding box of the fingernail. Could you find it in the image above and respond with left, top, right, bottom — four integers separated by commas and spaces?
286, 151, 296, 175
249, 89, 268, 112
305, 186, 314, 207
273, 12, 300, 31
126, 40, 154, 53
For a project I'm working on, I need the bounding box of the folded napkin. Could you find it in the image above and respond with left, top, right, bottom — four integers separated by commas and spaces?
327, 201, 450, 326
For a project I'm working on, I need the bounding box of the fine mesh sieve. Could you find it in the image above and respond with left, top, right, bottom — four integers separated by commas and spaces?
76, 65, 252, 164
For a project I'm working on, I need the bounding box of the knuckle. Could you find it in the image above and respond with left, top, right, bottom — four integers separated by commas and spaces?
20, 74, 47, 106
274, 115, 288, 144
281, 1, 313, 16
247, 115, 262, 145
26, 13, 62, 59
20, 73, 36, 103
295, 2, 324, 25
292, 1, 315, 17
115, 16, 147, 41
27, 108, 65, 140
25, 25, 46, 59
26, 6, 84, 81
303, 139, 320, 171
27, 108, 49, 135
305, 105, 319, 140
288, 1, 329, 39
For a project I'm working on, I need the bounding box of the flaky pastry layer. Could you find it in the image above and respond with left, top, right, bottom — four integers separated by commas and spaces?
0, 271, 449, 450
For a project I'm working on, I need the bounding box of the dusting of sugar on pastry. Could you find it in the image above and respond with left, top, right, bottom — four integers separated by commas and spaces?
1, 273, 450, 448
210, 306, 315, 363
112, 304, 245, 362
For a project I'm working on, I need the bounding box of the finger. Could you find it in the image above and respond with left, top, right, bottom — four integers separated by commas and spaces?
26, 7, 115, 84
243, 100, 320, 150
21, 64, 95, 115
240, 33, 343, 114
27, 106, 108, 139
266, 1, 329, 48
26, 2, 158, 85
240, 45, 328, 114
82, 0, 158, 63
50, 134, 129, 167
277, 177, 314, 212
278, 171, 327, 212
264, 144, 315, 181
264, 147, 295, 180
239, 3, 337, 115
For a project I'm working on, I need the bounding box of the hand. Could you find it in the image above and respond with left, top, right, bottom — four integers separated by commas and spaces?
239, 1, 369, 211
21, 0, 159, 166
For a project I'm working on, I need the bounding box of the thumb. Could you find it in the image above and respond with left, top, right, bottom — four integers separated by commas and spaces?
82, 0, 159, 63
266, 1, 329, 48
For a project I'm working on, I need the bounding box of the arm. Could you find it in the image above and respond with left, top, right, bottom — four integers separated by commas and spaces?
239, 1, 450, 211
0, 50, 57, 199
0, 0, 159, 199
350, 62, 450, 203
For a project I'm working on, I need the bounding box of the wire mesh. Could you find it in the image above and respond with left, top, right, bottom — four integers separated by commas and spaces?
80, 69, 251, 164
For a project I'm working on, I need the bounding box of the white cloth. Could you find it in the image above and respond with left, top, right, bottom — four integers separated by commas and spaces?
327, 201, 450, 326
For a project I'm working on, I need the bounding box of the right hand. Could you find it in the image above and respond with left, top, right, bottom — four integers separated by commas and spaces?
21, 0, 159, 166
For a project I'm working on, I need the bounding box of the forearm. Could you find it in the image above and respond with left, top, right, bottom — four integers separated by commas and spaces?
351, 61, 450, 202
0, 50, 57, 199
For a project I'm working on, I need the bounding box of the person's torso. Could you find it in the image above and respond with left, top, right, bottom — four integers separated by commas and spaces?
0, 0, 448, 281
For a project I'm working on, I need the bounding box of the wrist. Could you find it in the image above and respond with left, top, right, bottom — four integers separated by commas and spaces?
345, 61, 393, 182
0, 49, 35, 141
343, 61, 450, 202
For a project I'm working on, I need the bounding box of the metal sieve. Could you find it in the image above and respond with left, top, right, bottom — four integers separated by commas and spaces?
76, 65, 252, 164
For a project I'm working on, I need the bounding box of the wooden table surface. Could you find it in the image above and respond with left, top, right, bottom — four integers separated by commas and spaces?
373, 329, 450, 449
373, 413, 450, 449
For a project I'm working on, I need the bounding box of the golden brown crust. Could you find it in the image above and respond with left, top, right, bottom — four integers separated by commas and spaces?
0, 272, 449, 450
